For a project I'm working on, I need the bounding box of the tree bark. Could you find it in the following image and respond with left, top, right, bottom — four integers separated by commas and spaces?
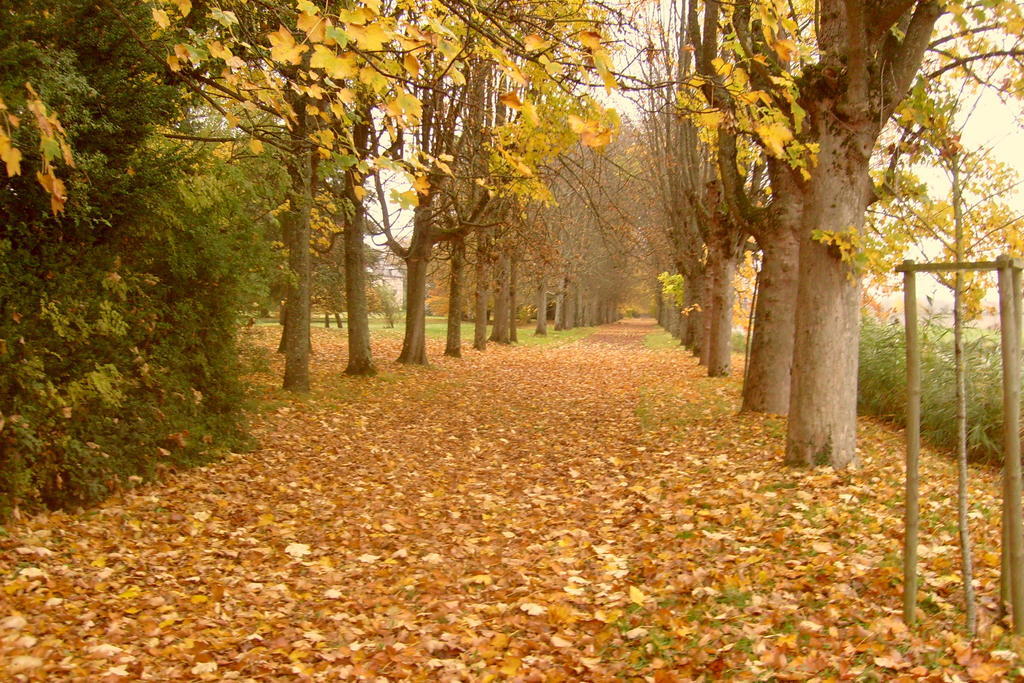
554, 273, 567, 330
667, 300, 679, 337
281, 139, 315, 392
490, 250, 511, 343
742, 168, 801, 413
508, 256, 518, 343
951, 157, 977, 633
684, 270, 704, 355
535, 279, 548, 336
705, 226, 744, 377
445, 235, 465, 357
343, 129, 376, 376
785, 132, 867, 468
700, 270, 713, 366
742, 230, 798, 413
398, 205, 433, 365
563, 283, 577, 331
277, 305, 287, 353
473, 231, 490, 351
784, 0, 941, 468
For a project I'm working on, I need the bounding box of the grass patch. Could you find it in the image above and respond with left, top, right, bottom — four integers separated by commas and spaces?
859, 315, 1004, 465
256, 317, 596, 347
516, 325, 597, 346
644, 330, 683, 349
644, 329, 746, 352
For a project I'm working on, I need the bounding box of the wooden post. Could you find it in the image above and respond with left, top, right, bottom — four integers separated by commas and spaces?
903, 261, 921, 626
998, 257, 1024, 633
1004, 481, 1013, 617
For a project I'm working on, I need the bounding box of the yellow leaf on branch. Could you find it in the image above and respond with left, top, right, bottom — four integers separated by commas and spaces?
268, 26, 307, 65
347, 22, 391, 51
499, 92, 523, 110
755, 122, 794, 157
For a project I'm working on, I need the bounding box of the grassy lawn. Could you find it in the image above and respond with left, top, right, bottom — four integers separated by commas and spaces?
644, 330, 683, 349
515, 325, 597, 346
412, 319, 598, 346
256, 316, 596, 347
644, 329, 748, 353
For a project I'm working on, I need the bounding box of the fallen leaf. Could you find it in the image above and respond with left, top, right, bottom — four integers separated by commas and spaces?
284, 543, 311, 559
519, 602, 547, 615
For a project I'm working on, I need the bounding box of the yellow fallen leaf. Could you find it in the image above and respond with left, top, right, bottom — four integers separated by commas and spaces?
629, 585, 646, 606
285, 543, 311, 558
500, 656, 521, 675
519, 602, 547, 615
9, 656, 43, 673
117, 585, 141, 600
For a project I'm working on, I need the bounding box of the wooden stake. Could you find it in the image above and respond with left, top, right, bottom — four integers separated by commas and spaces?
1002, 501, 1011, 617
998, 258, 1024, 633
903, 261, 921, 626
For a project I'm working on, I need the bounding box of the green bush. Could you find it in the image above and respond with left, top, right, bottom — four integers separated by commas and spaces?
731, 330, 748, 354
0, 1, 279, 516
858, 316, 1004, 464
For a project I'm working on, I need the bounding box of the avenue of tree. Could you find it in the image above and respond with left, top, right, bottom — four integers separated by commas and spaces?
2, 0, 1024, 512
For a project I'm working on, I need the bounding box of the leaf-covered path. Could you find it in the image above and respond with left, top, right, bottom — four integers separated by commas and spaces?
1, 320, 1017, 680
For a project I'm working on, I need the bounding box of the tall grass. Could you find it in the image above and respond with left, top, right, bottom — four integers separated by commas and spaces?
858, 316, 1005, 464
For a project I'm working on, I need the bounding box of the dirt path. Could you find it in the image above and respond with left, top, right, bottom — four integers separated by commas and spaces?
581, 318, 655, 347
0, 321, 1013, 680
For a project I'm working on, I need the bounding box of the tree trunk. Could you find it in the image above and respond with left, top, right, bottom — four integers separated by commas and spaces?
508, 256, 518, 343
742, 232, 798, 412
684, 270, 704, 356
445, 236, 465, 357
398, 207, 433, 365
574, 287, 583, 328
563, 283, 576, 331
473, 231, 490, 351
667, 300, 679, 337
705, 232, 743, 377
281, 143, 315, 392
335, 312, 343, 328
951, 158, 977, 633
742, 167, 801, 413
490, 251, 511, 343
535, 280, 548, 336
343, 149, 376, 376
554, 275, 566, 330
699, 267, 713, 366
277, 305, 287, 353
785, 134, 867, 468
782, 0, 939, 469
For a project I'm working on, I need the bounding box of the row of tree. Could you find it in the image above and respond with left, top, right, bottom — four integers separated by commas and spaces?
4, 0, 1022, 514
624, 0, 1024, 469
0, 0, 638, 513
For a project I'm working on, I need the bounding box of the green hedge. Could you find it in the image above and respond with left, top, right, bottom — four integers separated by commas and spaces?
0, 1, 279, 516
